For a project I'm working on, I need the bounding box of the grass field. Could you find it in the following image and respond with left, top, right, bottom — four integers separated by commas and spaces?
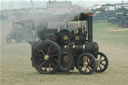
1, 20, 128, 85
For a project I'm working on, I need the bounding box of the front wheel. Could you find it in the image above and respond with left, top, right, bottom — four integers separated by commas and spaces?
95, 52, 109, 73
76, 53, 96, 75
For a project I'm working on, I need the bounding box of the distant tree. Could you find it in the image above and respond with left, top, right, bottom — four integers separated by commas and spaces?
102, 3, 113, 6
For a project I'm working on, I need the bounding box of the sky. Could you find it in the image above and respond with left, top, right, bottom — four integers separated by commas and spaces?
0, 0, 127, 1
0, 0, 128, 10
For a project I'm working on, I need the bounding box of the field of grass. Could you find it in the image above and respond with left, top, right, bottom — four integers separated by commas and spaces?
94, 22, 128, 47
0, 20, 128, 85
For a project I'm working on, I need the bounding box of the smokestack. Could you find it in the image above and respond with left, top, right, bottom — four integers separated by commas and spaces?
87, 13, 93, 42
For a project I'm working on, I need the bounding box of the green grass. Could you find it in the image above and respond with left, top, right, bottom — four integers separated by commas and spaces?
93, 22, 128, 48
1, 20, 128, 85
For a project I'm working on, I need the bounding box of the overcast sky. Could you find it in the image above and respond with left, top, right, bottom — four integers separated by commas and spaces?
0, 0, 127, 1
1, 0, 128, 10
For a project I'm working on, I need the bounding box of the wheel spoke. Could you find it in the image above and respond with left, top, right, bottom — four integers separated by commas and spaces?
39, 61, 47, 67
88, 66, 92, 71
84, 67, 88, 72
41, 49, 46, 55
99, 65, 102, 70
101, 59, 105, 62
101, 63, 105, 66
50, 53, 58, 57
100, 55, 102, 60
47, 45, 52, 55
88, 60, 92, 65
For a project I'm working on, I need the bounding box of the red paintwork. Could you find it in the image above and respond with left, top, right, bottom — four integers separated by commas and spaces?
123, 24, 127, 28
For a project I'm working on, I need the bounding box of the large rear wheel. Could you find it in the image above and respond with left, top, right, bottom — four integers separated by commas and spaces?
32, 40, 61, 74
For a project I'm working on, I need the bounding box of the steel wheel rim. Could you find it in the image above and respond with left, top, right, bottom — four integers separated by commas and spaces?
96, 52, 108, 72
35, 43, 59, 73
79, 56, 93, 73
77, 53, 96, 74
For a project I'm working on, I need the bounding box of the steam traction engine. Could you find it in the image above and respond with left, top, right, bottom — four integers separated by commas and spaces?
31, 13, 109, 74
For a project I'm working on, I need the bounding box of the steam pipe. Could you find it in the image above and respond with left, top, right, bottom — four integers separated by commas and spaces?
87, 13, 93, 42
